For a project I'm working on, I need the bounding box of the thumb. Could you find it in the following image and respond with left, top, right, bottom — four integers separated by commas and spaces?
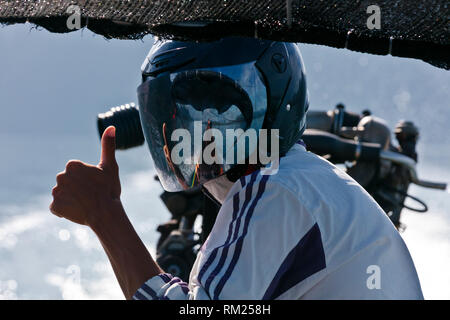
99, 126, 117, 171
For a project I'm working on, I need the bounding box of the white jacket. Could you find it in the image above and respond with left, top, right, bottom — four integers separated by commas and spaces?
133, 143, 423, 300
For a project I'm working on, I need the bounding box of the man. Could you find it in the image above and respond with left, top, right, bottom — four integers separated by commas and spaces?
50, 37, 423, 299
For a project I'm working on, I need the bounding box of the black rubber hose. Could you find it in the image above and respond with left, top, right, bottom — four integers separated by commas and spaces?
302, 129, 381, 162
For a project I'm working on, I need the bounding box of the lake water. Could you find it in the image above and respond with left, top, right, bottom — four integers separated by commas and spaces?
0, 24, 449, 299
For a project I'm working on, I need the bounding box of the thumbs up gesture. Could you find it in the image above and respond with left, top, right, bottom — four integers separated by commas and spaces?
50, 126, 122, 227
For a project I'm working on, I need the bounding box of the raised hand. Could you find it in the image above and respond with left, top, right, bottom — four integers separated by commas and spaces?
50, 126, 122, 226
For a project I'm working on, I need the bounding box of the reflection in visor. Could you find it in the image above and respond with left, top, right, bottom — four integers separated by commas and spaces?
171, 70, 253, 129
138, 62, 267, 192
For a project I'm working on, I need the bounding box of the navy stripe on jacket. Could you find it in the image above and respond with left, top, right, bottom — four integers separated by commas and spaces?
262, 223, 326, 300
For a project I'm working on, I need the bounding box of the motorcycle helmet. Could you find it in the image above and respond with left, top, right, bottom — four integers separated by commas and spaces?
137, 37, 308, 191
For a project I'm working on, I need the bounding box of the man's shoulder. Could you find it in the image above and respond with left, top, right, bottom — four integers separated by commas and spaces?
224, 144, 339, 207
225, 143, 378, 221
258, 144, 341, 197
251, 143, 388, 228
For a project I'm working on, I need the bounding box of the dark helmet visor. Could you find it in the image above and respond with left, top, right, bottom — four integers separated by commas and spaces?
137, 62, 267, 191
